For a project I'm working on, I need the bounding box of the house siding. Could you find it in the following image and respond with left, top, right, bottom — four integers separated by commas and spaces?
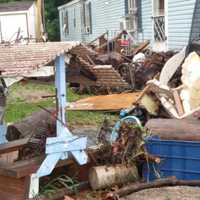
0, 3, 37, 42
167, 0, 196, 50
0, 13, 28, 42
190, 0, 200, 42
139, 0, 152, 43
59, 1, 82, 41
27, 3, 36, 39
83, 0, 125, 42
59, 0, 125, 43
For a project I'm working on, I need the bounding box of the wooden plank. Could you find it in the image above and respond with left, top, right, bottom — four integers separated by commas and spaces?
0, 175, 29, 200
0, 155, 74, 178
67, 92, 141, 111
173, 90, 184, 116
132, 40, 150, 55
0, 138, 28, 154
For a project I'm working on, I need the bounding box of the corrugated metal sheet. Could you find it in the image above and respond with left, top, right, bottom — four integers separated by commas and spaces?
0, 42, 79, 76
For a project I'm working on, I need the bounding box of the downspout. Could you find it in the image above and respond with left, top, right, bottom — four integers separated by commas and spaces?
41, 0, 46, 33
0, 20, 3, 42
26, 12, 30, 41
80, 0, 86, 43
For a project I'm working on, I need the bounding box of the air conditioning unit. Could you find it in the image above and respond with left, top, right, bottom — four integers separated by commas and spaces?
120, 15, 135, 31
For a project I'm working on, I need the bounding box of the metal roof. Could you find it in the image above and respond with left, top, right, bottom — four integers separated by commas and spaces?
0, 42, 79, 76
0, 1, 34, 13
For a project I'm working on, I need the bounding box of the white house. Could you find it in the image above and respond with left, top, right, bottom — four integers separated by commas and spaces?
58, 0, 138, 43
0, 1, 44, 43
58, 0, 200, 51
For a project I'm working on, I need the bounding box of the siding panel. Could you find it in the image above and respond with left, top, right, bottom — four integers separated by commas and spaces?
168, 0, 196, 50
59, 1, 82, 42
139, 0, 152, 43
84, 0, 125, 42
190, 0, 200, 41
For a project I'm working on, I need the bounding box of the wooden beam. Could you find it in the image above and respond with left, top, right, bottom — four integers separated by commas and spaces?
0, 138, 28, 154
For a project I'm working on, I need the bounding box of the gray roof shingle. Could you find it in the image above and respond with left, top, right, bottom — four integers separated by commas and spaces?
0, 1, 34, 13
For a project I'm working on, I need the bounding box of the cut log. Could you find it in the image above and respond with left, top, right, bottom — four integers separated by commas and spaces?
106, 177, 200, 199
6, 109, 56, 141
89, 164, 139, 190
145, 118, 200, 141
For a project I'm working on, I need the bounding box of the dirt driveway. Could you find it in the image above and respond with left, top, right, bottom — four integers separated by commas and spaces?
120, 186, 200, 200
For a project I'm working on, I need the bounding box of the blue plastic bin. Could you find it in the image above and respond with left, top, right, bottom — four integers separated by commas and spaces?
143, 136, 200, 181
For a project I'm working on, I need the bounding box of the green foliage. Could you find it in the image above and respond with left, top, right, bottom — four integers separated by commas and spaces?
40, 175, 79, 198
5, 82, 117, 126
44, 0, 63, 41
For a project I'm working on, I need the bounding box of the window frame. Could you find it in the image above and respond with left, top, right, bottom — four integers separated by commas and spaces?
83, 1, 92, 34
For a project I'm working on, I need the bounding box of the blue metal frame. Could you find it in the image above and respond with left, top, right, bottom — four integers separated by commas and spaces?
35, 54, 88, 178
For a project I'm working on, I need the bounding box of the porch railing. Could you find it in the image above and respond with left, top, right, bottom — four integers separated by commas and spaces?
153, 16, 165, 42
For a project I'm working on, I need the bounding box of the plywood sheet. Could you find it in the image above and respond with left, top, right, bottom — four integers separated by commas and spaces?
67, 92, 141, 111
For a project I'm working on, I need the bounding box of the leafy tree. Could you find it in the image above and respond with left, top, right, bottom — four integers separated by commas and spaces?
44, 0, 65, 41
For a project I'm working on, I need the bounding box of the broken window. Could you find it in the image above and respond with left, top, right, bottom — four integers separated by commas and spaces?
83, 2, 92, 34
63, 10, 69, 35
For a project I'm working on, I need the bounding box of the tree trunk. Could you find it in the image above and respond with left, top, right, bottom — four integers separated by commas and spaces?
89, 164, 139, 190
106, 177, 200, 199
145, 118, 200, 141
6, 109, 56, 141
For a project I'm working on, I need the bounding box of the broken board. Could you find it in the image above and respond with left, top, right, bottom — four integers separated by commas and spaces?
67, 92, 141, 111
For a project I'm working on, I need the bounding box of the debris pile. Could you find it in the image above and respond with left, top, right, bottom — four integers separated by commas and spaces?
67, 40, 200, 199
2, 35, 200, 200
67, 31, 174, 93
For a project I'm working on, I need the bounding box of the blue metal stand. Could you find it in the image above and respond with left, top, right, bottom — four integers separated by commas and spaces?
29, 55, 88, 198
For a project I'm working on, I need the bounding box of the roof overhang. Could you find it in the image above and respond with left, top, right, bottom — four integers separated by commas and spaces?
0, 41, 79, 77
0, 10, 28, 16
58, 0, 81, 10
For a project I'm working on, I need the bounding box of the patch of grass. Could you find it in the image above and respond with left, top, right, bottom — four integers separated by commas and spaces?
5, 81, 118, 125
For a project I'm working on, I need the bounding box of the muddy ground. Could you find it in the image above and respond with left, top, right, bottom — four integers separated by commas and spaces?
67, 186, 200, 200
120, 186, 200, 200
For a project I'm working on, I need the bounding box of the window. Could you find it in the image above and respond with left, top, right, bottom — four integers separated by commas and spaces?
128, 0, 135, 14
83, 2, 92, 34
62, 10, 69, 35
125, 0, 136, 15
124, 0, 142, 33
153, 0, 165, 16
137, 0, 142, 32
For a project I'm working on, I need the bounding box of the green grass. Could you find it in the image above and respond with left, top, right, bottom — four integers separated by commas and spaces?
5, 81, 117, 126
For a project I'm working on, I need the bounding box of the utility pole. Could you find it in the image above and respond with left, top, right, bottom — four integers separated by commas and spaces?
36, 0, 46, 41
